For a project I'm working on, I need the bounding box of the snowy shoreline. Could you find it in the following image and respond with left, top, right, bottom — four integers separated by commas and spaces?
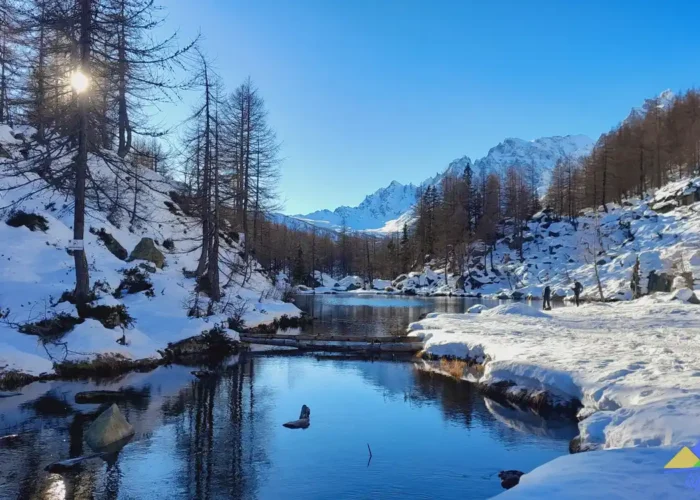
407, 299, 700, 497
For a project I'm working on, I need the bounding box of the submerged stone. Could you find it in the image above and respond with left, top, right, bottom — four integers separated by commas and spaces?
85, 404, 135, 451
283, 404, 310, 429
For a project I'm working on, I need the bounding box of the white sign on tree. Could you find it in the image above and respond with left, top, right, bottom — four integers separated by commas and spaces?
67, 239, 84, 251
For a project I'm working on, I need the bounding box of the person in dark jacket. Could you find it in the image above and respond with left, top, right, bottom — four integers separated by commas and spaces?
542, 285, 552, 310
573, 281, 583, 306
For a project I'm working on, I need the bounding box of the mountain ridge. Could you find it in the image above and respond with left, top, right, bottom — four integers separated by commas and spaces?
288, 134, 594, 233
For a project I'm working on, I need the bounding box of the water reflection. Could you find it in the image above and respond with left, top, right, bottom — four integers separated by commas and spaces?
294, 293, 505, 337
1, 356, 572, 499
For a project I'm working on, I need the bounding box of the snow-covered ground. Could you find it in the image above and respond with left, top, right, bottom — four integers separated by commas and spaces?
408, 299, 700, 497
0, 125, 299, 379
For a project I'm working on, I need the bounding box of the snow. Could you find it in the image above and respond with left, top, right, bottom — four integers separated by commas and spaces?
372, 278, 392, 290
494, 447, 691, 499
0, 124, 20, 145
0, 130, 300, 378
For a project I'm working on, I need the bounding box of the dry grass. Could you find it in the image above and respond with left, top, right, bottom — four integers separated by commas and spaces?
0, 370, 38, 391
440, 358, 467, 380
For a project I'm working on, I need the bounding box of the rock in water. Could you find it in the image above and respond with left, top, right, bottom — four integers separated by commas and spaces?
283, 404, 310, 429
498, 470, 524, 490
128, 237, 165, 269
85, 404, 135, 451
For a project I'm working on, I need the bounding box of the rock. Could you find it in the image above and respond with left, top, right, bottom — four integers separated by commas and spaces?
467, 304, 487, 314
672, 288, 700, 304
510, 291, 525, 300
191, 370, 216, 378
84, 404, 135, 451
498, 470, 524, 490
90, 227, 127, 260
647, 271, 673, 293
138, 262, 157, 274
384, 286, 396, 292
128, 237, 165, 268
283, 404, 310, 429
345, 283, 360, 291
75, 391, 128, 404
403, 288, 417, 296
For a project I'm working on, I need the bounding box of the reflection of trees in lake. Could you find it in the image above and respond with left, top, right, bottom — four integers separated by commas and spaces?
409, 366, 577, 448
294, 295, 492, 338
164, 358, 271, 500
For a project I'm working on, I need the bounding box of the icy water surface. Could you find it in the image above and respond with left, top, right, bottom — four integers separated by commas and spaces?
0, 357, 575, 499
293, 293, 551, 337
0, 295, 574, 499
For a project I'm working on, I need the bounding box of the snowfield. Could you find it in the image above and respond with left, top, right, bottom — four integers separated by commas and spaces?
0, 125, 299, 379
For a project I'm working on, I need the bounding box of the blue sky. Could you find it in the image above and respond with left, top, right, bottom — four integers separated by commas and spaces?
162, 0, 700, 215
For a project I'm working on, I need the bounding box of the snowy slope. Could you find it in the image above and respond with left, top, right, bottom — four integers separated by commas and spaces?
290, 136, 593, 233
0, 125, 299, 378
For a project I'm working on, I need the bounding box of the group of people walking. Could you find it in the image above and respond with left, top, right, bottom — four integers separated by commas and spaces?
542, 281, 583, 310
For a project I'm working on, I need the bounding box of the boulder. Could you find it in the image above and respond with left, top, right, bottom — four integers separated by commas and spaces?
647, 271, 673, 293
498, 470, 524, 490
84, 404, 135, 451
672, 288, 700, 304
283, 404, 310, 429
510, 291, 525, 300
128, 237, 165, 268
345, 283, 360, 291
467, 304, 486, 314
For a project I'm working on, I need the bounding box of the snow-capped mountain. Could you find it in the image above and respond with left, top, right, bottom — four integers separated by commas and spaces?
473, 135, 593, 196
288, 134, 593, 233
624, 89, 675, 124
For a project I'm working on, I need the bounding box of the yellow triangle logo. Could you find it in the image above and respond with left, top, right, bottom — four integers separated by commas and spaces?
665, 447, 700, 469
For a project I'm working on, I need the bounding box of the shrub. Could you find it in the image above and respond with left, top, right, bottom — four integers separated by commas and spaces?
19, 313, 84, 342
114, 267, 153, 298
55, 354, 159, 378
6, 210, 49, 232
77, 303, 134, 329
440, 358, 467, 380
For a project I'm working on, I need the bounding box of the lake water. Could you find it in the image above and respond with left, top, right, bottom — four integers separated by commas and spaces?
293, 293, 519, 337
0, 295, 575, 500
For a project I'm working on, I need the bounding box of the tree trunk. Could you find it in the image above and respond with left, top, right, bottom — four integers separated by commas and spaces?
116, 0, 130, 158
73, 0, 92, 304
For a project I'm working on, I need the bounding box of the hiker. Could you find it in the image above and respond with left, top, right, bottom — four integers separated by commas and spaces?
573, 281, 583, 306
542, 285, 552, 310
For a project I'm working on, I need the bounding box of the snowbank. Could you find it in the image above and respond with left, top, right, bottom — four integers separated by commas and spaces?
416, 299, 700, 450
495, 447, 689, 499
